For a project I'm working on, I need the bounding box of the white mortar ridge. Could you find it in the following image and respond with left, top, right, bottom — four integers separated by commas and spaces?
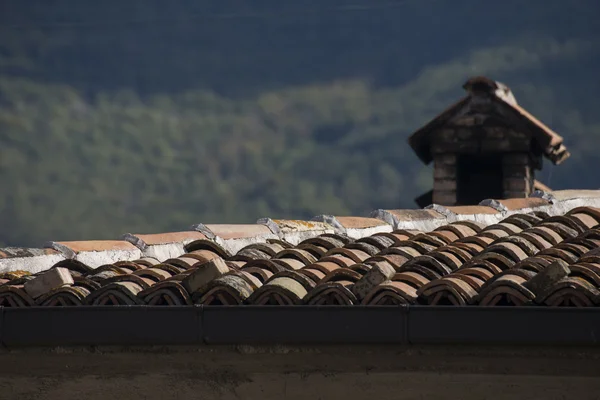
0, 253, 65, 275
258, 219, 335, 246
191, 223, 280, 255
141, 243, 187, 262
311, 215, 394, 240
75, 249, 143, 269
345, 225, 393, 240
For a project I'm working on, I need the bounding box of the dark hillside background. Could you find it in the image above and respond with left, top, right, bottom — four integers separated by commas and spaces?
1, 0, 599, 246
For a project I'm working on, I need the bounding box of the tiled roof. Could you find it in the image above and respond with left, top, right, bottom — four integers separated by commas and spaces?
3, 190, 600, 308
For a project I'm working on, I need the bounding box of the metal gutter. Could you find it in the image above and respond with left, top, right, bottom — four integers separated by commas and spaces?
0, 306, 599, 347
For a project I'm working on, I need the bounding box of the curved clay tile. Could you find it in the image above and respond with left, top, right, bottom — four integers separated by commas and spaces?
272, 258, 305, 271
248, 277, 308, 305
298, 236, 345, 250
181, 250, 222, 265
266, 238, 294, 249
195, 274, 255, 305
478, 283, 535, 306
579, 253, 600, 264
469, 252, 515, 271
392, 229, 421, 239
459, 259, 503, 275
411, 233, 447, 248
302, 261, 340, 276
392, 271, 430, 288
36, 286, 90, 306
163, 256, 200, 270
395, 240, 437, 254
566, 207, 600, 227
428, 230, 458, 244
72, 276, 102, 291
315, 254, 355, 269
139, 281, 192, 305
512, 257, 552, 273
132, 267, 173, 283
0, 285, 35, 307
304, 281, 358, 305
476, 272, 536, 305
320, 233, 354, 245
500, 216, 535, 230
241, 266, 274, 283
541, 278, 600, 307
436, 223, 478, 239
344, 242, 380, 257
85, 282, 145, 305
449, 273, 485, 291
133, 257, 160, 267
569, 238, 600, 253
505, 212, 543, 226
485, 222, 522, 235
457, 235, 494, 249
429, 251, 464, 271
88, 269, 123, 283
484, 242, 529, 264
274, 248, 318, 266
569, 263, 600, 287
52, 259, 94, 275
365, 254, 409, 270
379, 246, 420, 260
320, 268, 362, 284
554, 242, 592, 259
240, 242, 285, 257
494, 236, 540, 256
544, 215, 588, 234
349, 263, 373, 275
362, 281, 418, 305
397, 264, 441, 281
453, 267, 494, 283
568, 213, 600, 230
435, 245, 472, 263
230, 247, 271, 262
453, 220, 487, 233
450, 241, 485, 257
323, 248, 369, 264
102, 274, 154, 290
517, 232, 553, 252
417, 277, 478, 306
243, 259, 286, 275
479, 269, 535, 292
538, 221, 579, 240
296, 243, 329, 258
526, 226, 563, 245
184, 240, 231, 258
266, 270, 316, 292
480, 229, 510, 241
358, 235, 396, 250
113, 261, 146, 271
537, 248, 579, 264
298, 268, 326, 283
152, 263, 187, 275
401, 255, 453, 276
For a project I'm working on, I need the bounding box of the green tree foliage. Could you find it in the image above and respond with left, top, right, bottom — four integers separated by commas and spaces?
0, 1, 599, 246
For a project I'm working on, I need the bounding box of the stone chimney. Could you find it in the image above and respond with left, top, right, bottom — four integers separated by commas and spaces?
409, 76, 569, 207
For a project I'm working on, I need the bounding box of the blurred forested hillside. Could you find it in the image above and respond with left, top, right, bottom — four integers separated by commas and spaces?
1, 0, 599, 246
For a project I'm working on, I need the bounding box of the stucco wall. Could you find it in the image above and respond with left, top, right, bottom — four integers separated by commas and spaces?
1, 345, 599, 400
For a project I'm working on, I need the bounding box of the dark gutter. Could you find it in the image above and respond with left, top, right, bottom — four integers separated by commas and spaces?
1, 305, 599, 347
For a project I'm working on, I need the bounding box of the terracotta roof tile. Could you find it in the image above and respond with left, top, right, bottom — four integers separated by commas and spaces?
4, 191, 600, 308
